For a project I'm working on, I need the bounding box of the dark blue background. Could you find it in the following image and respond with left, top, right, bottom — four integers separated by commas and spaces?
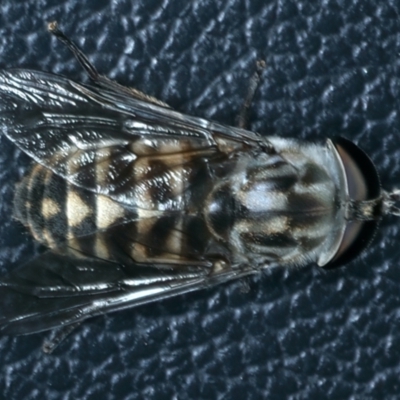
0, 1, 400, 399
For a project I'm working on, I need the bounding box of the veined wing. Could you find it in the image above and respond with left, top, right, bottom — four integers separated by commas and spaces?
0, 69, 262, 335
0, 248, 252, 335
0, 69, 264, 205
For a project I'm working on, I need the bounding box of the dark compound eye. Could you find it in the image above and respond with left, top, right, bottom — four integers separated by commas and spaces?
325, 137, 381, 269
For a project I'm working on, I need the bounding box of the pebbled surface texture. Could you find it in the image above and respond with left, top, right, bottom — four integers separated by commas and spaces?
1, 1, 400, 399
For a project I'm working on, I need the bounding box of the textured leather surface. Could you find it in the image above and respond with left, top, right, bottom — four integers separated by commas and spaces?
1, 1, 400, 399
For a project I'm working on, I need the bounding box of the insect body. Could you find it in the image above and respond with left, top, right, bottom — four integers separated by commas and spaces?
0, 23, 398, 349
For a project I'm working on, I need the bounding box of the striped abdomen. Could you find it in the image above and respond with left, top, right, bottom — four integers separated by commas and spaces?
14, 138, 345, 268
13, 152, 226, 266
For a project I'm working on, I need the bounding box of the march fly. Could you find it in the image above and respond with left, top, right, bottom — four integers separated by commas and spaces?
0, 22, 398, 352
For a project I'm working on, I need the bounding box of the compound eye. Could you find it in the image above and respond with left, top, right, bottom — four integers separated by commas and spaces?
325, 137, 381, 269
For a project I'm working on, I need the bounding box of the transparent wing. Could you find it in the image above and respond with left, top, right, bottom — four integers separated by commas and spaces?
0, 69, 260, 334
0, 69, 262, 204
0, 249, 250, 335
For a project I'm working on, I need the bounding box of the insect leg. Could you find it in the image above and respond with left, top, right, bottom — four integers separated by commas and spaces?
47, 21, 99, 81
47, 21, 171, 108
236, 60, 266, 129
42, 321, 82, 354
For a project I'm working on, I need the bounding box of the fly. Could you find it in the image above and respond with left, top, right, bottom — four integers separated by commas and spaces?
0, 22, 398, 353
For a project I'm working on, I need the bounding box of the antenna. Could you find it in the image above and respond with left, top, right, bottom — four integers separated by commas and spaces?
382, 190, 400, 216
